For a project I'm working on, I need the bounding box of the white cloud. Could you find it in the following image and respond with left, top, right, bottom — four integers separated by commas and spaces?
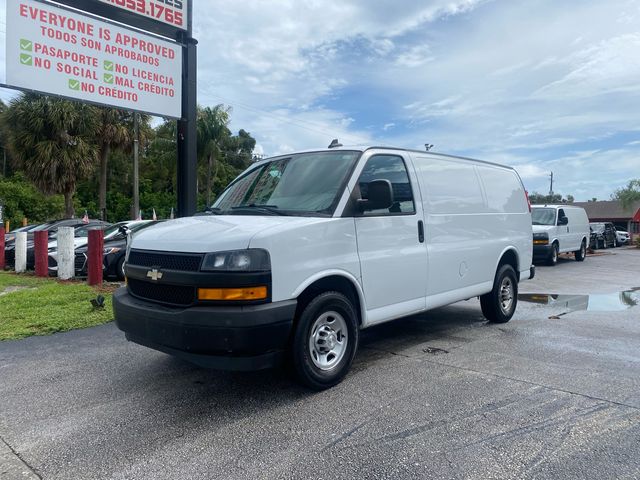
395, 45, 434, 68
3, 0, 639, 201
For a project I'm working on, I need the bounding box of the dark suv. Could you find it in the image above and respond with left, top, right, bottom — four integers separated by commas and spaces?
589, 222, 617, 249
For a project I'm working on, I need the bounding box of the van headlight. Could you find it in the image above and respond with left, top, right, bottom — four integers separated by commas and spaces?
533, 233, 549, 245
201, 249, 271, 272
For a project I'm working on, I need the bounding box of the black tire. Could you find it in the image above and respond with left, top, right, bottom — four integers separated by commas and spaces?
602, 239, 607, 249
116, 257, 126, 281
574, 240, 587, 262
291, 291, 359, 390
480, 264, 518, 323
547, 242, 559, 266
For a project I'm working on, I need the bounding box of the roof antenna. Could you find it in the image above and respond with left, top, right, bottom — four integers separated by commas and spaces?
328, 139, 343, 148
425, 144, 434, 151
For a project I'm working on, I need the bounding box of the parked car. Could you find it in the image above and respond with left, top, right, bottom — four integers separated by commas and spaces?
72, 221, 156, 279
531, 205, 590, 266
114, 145, 535, 389
4, 224, 37, 242
5, 219, 110, 269
589, 222, 616, 249
615, 227, 630, 246
48, 220, 144, 274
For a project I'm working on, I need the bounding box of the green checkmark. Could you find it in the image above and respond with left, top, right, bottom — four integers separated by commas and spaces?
68, 79, 80, 91
20, 39, 32, 51
103, 73, 114, 84
104, 60, 114, 71
20, 53, 32, 66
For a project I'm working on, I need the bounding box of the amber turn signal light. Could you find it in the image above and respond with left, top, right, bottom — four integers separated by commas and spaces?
197, 286, 268, 301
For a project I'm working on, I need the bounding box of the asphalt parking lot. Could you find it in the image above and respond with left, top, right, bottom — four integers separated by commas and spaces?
1, 248, 639, 479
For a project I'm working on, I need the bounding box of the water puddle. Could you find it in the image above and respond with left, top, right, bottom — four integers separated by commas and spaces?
518, 288, 639, 315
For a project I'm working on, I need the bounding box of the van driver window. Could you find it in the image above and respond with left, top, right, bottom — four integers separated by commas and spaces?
558, 209, 567, 224
357, 155, 415, 215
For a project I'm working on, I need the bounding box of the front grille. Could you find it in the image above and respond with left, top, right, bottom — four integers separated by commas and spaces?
128, 278, 195, 306
128, 250, 203, 272
75, 254, 87, 274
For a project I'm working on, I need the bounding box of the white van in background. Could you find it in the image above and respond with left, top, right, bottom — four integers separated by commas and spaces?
531, 205, 590, 265
114, 145, 534, 389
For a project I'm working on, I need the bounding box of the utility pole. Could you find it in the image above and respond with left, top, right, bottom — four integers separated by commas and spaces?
549, 171, 554, 197
133, 113, 139, 220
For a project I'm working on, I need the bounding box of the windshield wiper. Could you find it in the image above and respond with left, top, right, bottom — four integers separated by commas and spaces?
231, 204, 286, 216
197, 207, 223, 216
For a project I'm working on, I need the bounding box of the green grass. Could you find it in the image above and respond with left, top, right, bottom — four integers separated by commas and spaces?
0, 272, 114, 341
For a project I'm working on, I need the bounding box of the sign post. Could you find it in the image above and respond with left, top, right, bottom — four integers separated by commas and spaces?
177, 2, 197, 217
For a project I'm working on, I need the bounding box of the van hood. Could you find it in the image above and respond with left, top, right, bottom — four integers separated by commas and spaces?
532, 225, 554, 234
131, 215, 329, 253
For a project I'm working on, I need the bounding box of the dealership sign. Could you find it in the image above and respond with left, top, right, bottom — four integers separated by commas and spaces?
4, 0, 182, 117
96, 0, 188, 31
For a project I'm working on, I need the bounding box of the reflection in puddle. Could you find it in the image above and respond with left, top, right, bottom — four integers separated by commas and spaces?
518, 288, 639, 313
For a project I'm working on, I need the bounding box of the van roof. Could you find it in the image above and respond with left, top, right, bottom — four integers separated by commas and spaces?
531, 204, 584, 209
258, 145, 516, 171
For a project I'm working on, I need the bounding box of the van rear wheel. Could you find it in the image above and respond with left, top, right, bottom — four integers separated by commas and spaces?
480, 264, 518, 323
291, 291, 359, 390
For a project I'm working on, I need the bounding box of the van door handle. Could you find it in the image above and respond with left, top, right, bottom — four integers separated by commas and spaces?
418, 220, 425, 243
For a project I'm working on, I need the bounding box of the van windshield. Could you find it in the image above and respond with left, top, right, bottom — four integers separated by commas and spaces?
531, 208, 556, 225
212, 151, 361, 216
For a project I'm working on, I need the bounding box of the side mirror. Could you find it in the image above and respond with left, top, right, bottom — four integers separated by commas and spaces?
558, 216, 568, 226
358, 179, 394, 212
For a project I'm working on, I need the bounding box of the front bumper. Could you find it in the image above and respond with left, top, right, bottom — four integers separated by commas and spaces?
113, 288, 297, 371
533, 244, 553, 260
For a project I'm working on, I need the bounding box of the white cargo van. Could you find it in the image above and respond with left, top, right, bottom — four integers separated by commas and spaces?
114, 146, 534, 389
531, 205, 590, 265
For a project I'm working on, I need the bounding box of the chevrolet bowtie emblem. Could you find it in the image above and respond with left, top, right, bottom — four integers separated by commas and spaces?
146, 269, 163, 281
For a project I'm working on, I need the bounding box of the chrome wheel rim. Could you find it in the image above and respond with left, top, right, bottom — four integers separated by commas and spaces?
581, 243, 586, 257
308, 311, 348, 371
499, 277, 514, 314
552, 247, 558, 262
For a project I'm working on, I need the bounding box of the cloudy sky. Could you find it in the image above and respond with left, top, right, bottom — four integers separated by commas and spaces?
191, 0, 640, 201
2, 0, 640, 201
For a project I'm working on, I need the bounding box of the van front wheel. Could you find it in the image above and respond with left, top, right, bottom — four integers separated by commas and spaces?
291, 291, 359, 390
574, 240, 586, 262
480, 264, 518, 323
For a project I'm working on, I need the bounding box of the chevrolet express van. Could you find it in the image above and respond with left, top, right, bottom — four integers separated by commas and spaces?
114, 146, 534, 389
531, 205, 590, 265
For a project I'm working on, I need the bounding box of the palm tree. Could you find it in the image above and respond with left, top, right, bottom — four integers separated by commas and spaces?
96, 108, 130, 220
197, 105, 231, 205
3, 93, 99, 218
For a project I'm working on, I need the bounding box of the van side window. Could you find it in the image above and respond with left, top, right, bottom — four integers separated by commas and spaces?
558, 209, 568, 225
357, 155, 415, 215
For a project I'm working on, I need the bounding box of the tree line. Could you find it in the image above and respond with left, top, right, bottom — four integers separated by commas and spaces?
0, 93, 256, 227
